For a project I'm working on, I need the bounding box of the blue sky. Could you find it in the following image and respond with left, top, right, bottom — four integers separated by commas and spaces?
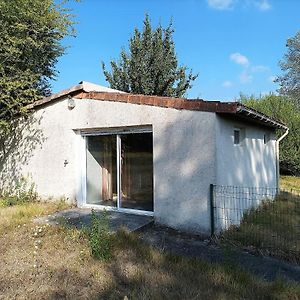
51, 0, 300, 101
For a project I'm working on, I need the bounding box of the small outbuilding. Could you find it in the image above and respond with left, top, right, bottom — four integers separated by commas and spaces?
0, 81, 288, 234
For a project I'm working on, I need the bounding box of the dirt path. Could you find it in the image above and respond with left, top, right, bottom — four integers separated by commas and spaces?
138, 224, 300, 282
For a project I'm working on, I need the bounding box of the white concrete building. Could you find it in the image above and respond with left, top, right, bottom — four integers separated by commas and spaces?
0, 81, 288, 235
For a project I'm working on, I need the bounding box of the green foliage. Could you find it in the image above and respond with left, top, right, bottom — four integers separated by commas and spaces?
0, 176, 37, 207
0, 0, 76, 128
241, 94, 300, 175
102, 15, 198, 97
278, 30, 300, 105
86, 210, 113, 261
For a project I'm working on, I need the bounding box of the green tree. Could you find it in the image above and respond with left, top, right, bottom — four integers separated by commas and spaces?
102, 15, 198, 97
278, 30, 300, 105
0, 0, 76, 128
240, 94, 300, 175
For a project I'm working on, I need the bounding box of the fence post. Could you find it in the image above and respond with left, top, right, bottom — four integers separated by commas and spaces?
210, 184, 215, 237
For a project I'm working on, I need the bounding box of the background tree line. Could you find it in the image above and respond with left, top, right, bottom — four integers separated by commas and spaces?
240, 94, 300, 175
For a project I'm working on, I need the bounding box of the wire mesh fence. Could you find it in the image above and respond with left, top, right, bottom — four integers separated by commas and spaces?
210, 184, 300, 263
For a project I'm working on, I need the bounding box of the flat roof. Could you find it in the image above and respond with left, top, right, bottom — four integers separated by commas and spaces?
27, 81, 288, 130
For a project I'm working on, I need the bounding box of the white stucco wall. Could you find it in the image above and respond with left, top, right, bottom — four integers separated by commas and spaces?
0, 97, 279, 235
214, 115, 277, 231
0, 97, 217, 234
216, 115, 277, 188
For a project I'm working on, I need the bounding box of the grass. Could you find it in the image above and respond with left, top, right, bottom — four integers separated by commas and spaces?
0, 202, 299, 299
0, 177, 299, 298
281, 176, 300, 191
0, 200, 69, 235
219, 176, 300, 263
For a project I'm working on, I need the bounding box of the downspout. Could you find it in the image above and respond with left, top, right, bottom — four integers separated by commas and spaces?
275, 127, 289, 190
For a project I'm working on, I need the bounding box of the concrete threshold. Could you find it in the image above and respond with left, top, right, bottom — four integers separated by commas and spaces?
34, 208, 154, 233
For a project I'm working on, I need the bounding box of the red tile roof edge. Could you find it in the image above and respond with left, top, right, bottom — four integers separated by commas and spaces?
26, 86, 287, 130
73, 91, 239, 113
26, 84, 83, 110
73, 91, 287, 129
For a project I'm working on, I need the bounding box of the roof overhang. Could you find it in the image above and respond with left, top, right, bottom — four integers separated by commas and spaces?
236, 104, 288, 130
217, 103, 288, 130
26, 82, 288, 130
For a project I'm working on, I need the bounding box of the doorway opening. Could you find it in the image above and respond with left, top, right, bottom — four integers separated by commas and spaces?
85, 130, 153, 213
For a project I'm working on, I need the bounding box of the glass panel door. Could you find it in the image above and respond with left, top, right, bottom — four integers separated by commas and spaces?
120, 133, 153, 211
85, 131, 153, 212
86, 135, 117, 206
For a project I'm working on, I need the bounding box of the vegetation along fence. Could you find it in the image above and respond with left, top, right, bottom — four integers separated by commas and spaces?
210, 184, 300, 263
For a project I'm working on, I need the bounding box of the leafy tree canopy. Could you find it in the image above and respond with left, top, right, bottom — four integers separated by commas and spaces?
278, 30, 300, 105
0, 0, 75, 128
240, 94, 300, 175
102, 15, 198, 97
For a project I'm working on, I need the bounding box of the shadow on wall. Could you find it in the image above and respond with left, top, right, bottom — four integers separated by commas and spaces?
215, 121, 278, 231
219, 126, 276, 188
0, 113, 46, 194
153, 114, 278, 234
153, 114, 215, 234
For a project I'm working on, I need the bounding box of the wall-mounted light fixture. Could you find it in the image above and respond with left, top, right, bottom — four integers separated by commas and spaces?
67, 95, 76, 110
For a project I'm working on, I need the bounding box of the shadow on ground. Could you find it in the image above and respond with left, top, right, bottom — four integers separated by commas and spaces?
35, 208, 300, 283
139, 224, 300, 283
34, 208, 153, 233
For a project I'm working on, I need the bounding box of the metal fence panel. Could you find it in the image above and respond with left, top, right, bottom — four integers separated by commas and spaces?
211, 184, 300, 263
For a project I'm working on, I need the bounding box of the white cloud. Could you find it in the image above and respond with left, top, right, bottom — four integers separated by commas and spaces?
207, 0, 272, 11
222, 80, 233, 88
230, 52, 249, 67
240, 71, 253, 84
207, 0, 235, 10
251, 65, 269, 72
254, 0, 271, 11
268, 75, 277, 82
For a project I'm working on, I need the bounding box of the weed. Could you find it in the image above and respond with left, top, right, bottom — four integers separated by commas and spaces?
85, 209, 113, 261
0, 176, 37, 207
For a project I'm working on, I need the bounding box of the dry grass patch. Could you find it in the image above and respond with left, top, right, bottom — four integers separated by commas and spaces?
281, 176, 300, 191
0, 203, 299, 299
0, 200, 69, 234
